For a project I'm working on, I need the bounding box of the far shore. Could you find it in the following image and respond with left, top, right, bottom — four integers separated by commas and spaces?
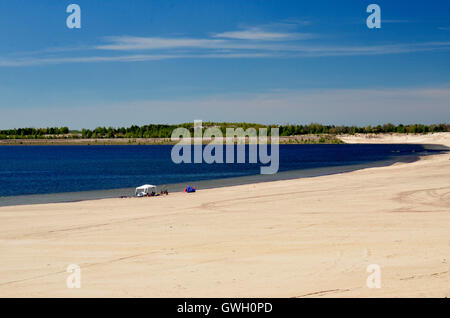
1, 132, 448, 145
0, 135, 341, 145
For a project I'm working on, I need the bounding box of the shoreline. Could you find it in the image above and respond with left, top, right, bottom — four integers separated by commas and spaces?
2, 132, 448, 146
0, 152, 429, 207
0, 135, 342, 145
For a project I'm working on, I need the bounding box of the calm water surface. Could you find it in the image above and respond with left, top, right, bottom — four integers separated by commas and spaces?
0, 144, 439, 197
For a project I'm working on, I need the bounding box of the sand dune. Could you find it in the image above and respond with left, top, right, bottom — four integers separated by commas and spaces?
0, 133, 449, 297
340, 132, 450, 147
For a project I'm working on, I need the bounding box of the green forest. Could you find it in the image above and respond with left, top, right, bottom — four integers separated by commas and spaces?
0, 122, 449, 139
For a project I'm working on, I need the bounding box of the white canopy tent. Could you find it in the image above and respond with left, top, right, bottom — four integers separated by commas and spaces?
135, 184, 157, 196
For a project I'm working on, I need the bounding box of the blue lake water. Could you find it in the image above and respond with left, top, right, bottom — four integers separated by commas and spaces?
0, 144, 440, 197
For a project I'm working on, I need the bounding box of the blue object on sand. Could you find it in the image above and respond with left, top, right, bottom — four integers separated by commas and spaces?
184, 186, 196, 193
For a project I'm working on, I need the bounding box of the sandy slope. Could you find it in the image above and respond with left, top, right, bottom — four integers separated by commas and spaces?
339, 132, 450, 147
0, 134, 449, 297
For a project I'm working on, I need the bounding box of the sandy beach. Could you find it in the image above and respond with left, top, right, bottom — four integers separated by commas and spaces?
0, 133, 449, 298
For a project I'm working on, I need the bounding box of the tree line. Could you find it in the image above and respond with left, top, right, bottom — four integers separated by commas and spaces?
0, 127, 69, 139
0, 123, 449, 139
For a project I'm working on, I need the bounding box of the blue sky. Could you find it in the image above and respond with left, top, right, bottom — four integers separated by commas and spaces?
0, 0, 449, 129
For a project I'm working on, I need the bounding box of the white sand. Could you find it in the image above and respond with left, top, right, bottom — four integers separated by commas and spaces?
0, 133, 449, 297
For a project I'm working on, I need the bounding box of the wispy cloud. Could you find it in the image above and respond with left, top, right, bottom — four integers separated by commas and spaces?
0, 54, 180, 67
287, 41, 450, 57
96, 36, 226, 51
0, 52, 276, 67
1, 23, 450, 67
382, 19, 411, 24
213, 27, 310, 40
